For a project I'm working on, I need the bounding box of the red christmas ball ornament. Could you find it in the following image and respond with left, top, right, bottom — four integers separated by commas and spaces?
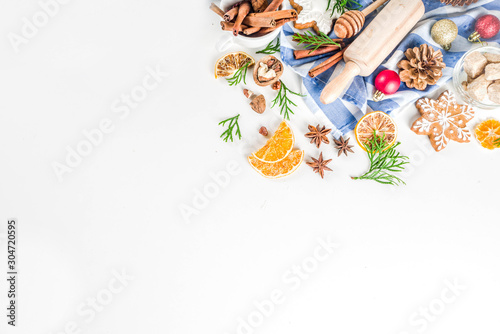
468, 14, 500, 43
373, 70, 400, 102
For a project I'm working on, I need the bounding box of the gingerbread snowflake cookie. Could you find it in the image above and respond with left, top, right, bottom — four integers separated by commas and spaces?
289, 0, 341, 35
412, 91, 475, 152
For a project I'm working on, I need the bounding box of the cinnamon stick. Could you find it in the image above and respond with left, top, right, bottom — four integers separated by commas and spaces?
243, 11, 296, 34
224, 6, 239, 22
277, 17, 297, 24
264, 0, 284, 12
308, 49, 346, 78
251, 17, 294, 37
251, 0, 268, 12
243, 26, 261, 35
242, 15, 276, 28
209, 3, 225, 18
233, 2, 252, 36
250, 27, 277, 37
221, 21, 249, 32
247, 9, 297, 20
294, 44, 343, 59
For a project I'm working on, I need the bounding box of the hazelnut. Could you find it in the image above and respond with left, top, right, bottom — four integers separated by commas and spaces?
259, 126, 268, 136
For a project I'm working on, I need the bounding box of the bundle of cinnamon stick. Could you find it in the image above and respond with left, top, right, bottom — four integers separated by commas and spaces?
210, 0, 297, 38
307, 48, 346, 78
291, 35, 349, 78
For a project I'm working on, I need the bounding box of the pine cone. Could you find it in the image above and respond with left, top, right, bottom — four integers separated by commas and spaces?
440, 0, 478, 6
397, 44, 446, 91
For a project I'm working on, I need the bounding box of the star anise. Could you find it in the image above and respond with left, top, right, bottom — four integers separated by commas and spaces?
306, 152, 332, 179
334, 136, 354, 156
305, 124, 331, 148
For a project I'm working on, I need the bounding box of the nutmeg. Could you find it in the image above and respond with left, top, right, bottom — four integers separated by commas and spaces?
243, 89, 266, 114
250, 95, 266, 114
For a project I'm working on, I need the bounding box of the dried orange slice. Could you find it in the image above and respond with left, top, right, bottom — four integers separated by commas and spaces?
475, 119, 500, 150
252, 121, 294, 163
214, 52, 255, 79
248, 150, 304, 179
354, 111, 398, 151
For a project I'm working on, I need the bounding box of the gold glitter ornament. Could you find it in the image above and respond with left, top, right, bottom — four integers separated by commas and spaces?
431, 19, 458, 51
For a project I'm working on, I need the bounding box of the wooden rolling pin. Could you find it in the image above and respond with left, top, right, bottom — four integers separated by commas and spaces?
333, 0, 388, 39
320, 0, 424, 105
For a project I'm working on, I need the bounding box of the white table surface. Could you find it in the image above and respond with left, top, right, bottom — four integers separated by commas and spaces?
1, 1, 500, 333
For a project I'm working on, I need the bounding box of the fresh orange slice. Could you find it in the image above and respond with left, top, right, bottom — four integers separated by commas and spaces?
248, 150, 304, 179
354, 111, 398, 152
252, 121, 294, 163
214, 52, 255, 79
475, 119, 500, 150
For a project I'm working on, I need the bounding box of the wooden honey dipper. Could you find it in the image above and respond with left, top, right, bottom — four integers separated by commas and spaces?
333, 0, 389, 39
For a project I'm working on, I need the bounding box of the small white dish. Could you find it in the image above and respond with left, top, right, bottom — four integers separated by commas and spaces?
216, 0, 282, 52
453, 45, 500, 109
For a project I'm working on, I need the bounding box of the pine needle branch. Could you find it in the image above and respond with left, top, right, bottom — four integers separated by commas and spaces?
219, 114, 242, 142
226, 62, 250, 86
352, 132, 409, 186
257, 37, 280, 55
327, 0, 362, 16
292, 31, 341, 52
495, 137, 500, 148
271, 80, 305, 121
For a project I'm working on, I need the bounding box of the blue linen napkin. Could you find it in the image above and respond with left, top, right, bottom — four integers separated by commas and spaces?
280, 0, 500, 137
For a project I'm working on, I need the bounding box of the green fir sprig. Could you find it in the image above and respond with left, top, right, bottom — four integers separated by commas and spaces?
327, 0, 362, 16
494, 137, 500, 148
292, 31, 341, 52
219, 114, 242, 142
352, 132, 409, 186
226, 62, 250, 86
271, 81, 305, 121
257, 37, 280, 55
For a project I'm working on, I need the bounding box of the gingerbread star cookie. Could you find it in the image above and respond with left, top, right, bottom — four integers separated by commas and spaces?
412, 90, 475, 152
289, 0, 341, 35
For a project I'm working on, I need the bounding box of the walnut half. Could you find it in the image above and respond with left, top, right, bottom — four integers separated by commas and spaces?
253, 55, 283, 87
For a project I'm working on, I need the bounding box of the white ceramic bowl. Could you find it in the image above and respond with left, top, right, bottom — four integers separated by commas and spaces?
453, 45, 500, 109
216, 0, 282, 52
